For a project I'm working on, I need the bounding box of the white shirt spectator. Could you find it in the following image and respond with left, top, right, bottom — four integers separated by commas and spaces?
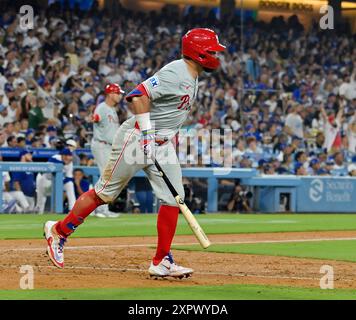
80, 92, 94, 105
285, 113, 304, 138
323, 119, 341, 152
127, 70, 142, 84
22, 34, 42, 51
0, 74, 7, 91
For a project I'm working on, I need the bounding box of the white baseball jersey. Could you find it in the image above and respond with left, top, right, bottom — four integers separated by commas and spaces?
93, 102, 119, 144
126, 59, 199, 138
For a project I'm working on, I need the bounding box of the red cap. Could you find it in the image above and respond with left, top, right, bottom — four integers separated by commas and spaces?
182, 28, 226, 70
104, 83, 124, 95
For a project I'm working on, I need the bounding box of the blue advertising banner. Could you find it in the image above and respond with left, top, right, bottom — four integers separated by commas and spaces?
297, 177, 356, 212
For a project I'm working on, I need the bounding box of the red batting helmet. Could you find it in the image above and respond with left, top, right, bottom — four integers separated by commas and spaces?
105, 83, 124, 95
182, 28, 226, 70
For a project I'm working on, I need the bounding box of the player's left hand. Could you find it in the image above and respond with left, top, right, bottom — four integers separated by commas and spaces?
140, 129, 155, 158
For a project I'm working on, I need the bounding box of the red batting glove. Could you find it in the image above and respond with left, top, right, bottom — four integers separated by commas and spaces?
91, 113, 101, 123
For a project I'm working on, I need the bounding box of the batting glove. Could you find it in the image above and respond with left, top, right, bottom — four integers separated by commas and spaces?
140, 129, 155, 158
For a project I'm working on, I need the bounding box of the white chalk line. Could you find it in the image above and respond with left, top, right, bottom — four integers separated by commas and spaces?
1, 236, 356, 252
0, 264, 339, 282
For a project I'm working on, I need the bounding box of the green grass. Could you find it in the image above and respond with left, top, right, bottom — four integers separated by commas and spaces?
1, 284, 356, 300
174, 240, 356, 263
2, 214, 356, 239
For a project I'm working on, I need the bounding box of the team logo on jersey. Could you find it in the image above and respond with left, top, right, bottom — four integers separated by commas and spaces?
178, 94, 191, 111
149, 76, 160, 88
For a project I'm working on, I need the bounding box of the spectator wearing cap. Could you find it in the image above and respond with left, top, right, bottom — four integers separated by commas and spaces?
295, 162, 308, 176
66, 139, 80, 165
44, 125, 57, 147
309, 158, 321, 175
25, 128, 35, 145
284, 103, 304, 139
324, 159, 335, 174
9, 149, 36, 212
257, 159, 267, 173
36, 147, 75, 214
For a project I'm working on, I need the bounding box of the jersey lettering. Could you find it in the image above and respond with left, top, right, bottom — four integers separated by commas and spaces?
178, 94, 190, 110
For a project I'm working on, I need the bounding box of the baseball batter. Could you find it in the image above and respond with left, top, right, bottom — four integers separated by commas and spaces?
44, 28, 225, 277
91, 83, 123, 218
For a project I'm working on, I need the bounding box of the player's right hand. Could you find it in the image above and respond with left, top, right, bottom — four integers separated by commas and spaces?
140, 129, 155, 158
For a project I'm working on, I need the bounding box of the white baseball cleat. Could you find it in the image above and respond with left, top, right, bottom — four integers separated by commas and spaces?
43, 221, 66, 269
148, 253, 193, 279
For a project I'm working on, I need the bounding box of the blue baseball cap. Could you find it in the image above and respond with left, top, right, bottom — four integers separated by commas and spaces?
46, 125, 57, 132
60, 148, 73, 156
19, 149, 33, 158
317, 168, 329, 175
294, 162, 303, 172
85, 99, 95, 108
326, 159, 335, 165
277, 167, 289, 174
0, 104, 6, 112
292, 135, 302, 141
310, 158, 320, 167
258, 159, 267, 167
26, 128, 35, 136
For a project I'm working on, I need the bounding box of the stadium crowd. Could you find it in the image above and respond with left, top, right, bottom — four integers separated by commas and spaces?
0, 1, 356, 212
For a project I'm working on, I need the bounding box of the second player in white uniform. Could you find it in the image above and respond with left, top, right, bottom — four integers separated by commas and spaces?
91, 83, 124, 217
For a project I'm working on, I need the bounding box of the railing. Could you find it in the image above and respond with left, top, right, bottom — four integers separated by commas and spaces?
75, 166, 258, 212
1, 161, 355, 213
0, 162, 64, 213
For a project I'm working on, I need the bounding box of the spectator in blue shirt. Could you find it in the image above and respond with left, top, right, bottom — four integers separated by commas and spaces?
73, 168, 90, 199
10, 149, 36, 212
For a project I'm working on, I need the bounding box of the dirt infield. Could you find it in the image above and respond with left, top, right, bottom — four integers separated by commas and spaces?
1, 231, 356, 290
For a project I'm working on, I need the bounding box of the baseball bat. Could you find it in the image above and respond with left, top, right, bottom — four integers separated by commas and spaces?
153, 158, 211, 249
